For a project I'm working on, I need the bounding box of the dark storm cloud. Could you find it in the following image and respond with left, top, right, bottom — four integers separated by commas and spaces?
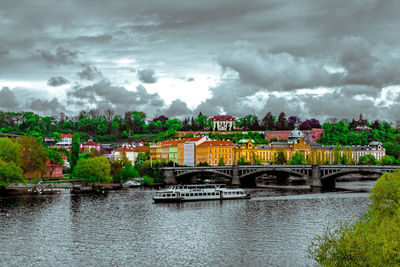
37, 47, 80, 66
217, 41, 335, 91
2, 0, 400, 121
163, 99, 192, 118
137, 68, 158, 84
339, 85, 380, 98
47, 76, 70, 87
29, 97, 65, 114
74, 34, 113, 43
0, 47, 9, 58
194, 80, 262, 116
0, 87, 19, 111
78, 65, 102, 80
67, 80, 165, 116
298, 91, 380, 122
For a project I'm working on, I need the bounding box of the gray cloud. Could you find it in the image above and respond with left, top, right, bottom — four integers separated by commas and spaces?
0, 87, 19, 111
67, 80, 165, 116
163, 99, 192, 118
47, 76, 70, 87
78, 64, 102, 80
37, 47, 80, 66
29, 97, 65, 114
0, 47, 9, 58
1, 0, 400, 121
339, 85, 380, 98
74, 34, 112, 43
137, 68, 158, 84
218, 41, 335, 91
187, 77, 194, 82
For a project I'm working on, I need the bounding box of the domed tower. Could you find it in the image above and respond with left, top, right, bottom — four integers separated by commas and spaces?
288, 128, 304, 144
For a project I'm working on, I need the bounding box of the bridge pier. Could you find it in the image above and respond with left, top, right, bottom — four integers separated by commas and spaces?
163, 169, 177, 185
310, 165, 322, 188
232, 166, 240, 186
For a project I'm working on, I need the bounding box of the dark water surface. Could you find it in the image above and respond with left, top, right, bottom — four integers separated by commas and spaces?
0, 182, 373, 266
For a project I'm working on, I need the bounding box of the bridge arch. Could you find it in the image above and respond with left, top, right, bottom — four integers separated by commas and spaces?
321, 169, 389, 181
239, 168, 309, 187
174, 169, 233, 184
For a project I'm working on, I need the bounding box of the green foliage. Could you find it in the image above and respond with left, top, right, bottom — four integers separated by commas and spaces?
273, 151, 287, 164
143, 175, 154, 184
218, 157, 225, 166
70, 133, 80, 171
208, 131, 268, 145
309, 170, 400, 265
121, 165, 140, 181
0, 138, 21, 165
380, 155, 395, 165
73, 156, 112, 184
197, 161, 210, 166
110, 160, 123, 182
289, 151, 307, 165
237, 156, 249, 165
383, 141, 400, 159
18, 136, 47, 175
47, 148, 63, 178
0, 160, 26, 187
359, 154, 378, 165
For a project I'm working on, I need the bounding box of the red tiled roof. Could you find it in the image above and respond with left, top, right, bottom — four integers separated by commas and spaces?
161, 140, 180, 147
211, 115, 235, 121
133, 146, 148, 152
60, 134, 73, 138
198, 140, 233, 147
115, 147, 134, 152
82, 140, 100, 146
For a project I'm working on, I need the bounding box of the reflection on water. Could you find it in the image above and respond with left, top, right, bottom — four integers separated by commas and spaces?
0, 183, 372, 266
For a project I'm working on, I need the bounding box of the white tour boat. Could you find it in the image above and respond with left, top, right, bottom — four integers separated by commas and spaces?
153, 184, 251, 203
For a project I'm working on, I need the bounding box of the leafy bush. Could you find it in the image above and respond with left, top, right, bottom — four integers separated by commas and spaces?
309, 169, 400, 265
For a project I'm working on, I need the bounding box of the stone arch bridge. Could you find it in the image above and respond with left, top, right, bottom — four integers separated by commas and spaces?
161, 165, 399, 189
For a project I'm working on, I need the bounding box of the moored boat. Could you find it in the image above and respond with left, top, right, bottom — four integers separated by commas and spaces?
153, 184, 250, 203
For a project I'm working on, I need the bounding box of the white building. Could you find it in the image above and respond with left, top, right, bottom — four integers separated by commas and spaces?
211, 115, 235, 131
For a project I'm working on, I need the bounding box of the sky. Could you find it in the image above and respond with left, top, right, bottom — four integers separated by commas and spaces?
1, 0, 400, 122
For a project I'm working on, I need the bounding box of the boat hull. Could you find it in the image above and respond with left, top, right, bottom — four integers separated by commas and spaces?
153, 195, 251, 203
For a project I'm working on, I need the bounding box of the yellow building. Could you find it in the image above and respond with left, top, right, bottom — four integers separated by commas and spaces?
196, 140, 234, 166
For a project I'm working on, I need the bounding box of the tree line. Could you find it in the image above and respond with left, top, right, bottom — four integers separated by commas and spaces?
0, 110, 322, 143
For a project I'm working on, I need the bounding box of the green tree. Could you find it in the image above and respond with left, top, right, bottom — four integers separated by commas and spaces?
262, 112, 275, 130
73, 156, 112, 187
289, 151, 307, 165
237, 156, 249, 165
359, 154, 378, 165
380, 155, 394, 165
121, 165, 140, 181
18, 136, 47, 176
0, 160, 26, 188
0, 138, 21, 165
383, 142, 400, 159
52, 132, 61, 142
276, 112, 287, 130
197, 161, 210, 166
110, 160, 123, 182
218, 157, 225, 166
273, 151, 287, 164
309, 169, 400, 265
70, 133, 80, 171
47, 148, 63, 178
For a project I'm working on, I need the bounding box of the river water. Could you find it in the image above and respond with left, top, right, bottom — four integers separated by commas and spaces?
0, 181, 374, 266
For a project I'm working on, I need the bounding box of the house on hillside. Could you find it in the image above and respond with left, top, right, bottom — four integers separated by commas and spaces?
211, 115, 235, 131
80, 140, 101, 153
55, 134, 73, 148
